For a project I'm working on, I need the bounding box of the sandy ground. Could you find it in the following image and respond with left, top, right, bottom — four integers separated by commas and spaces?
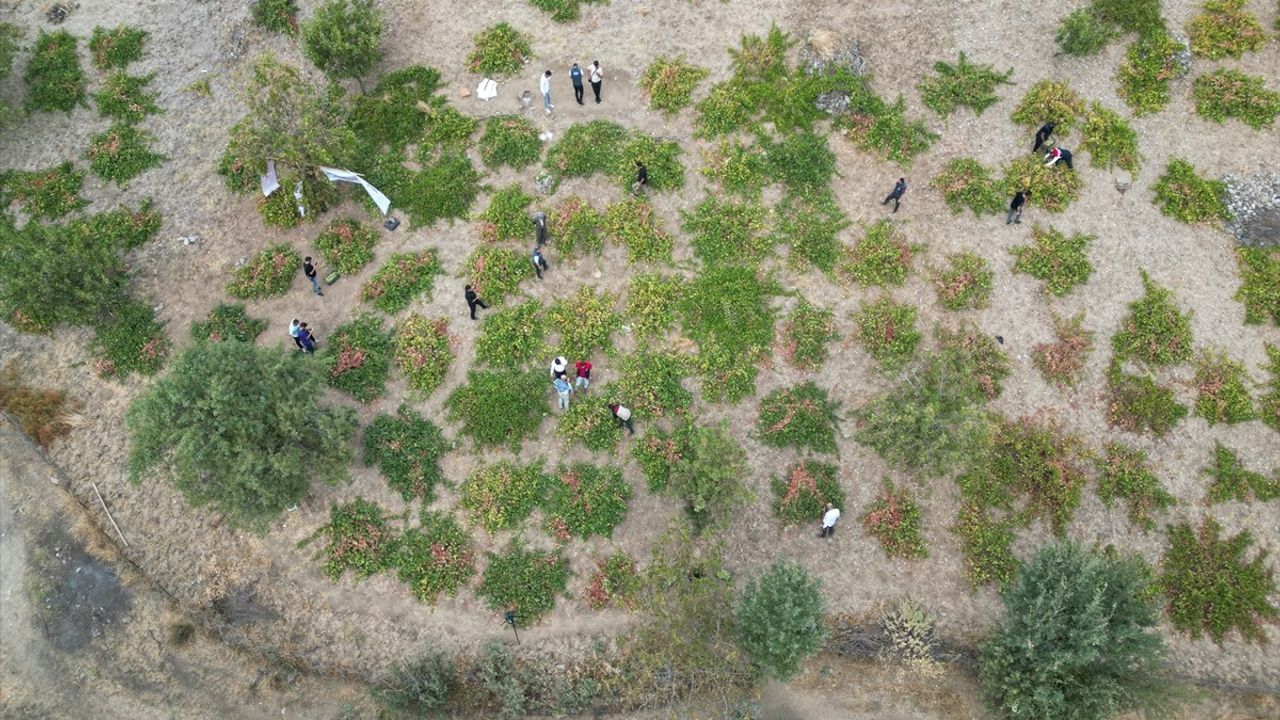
1, 0, 1279, 703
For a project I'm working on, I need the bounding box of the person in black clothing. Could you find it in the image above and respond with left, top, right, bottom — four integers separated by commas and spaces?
531, 247, 549, 279
1006, 190, 1029, 224
632, 161, 648, 195
303, 256, 323, 296
569, 63, 585, 105
881, 178, 907, 212
534, 211, 548, 246
465, 285, 488, 320
1032, 121, 1055, 153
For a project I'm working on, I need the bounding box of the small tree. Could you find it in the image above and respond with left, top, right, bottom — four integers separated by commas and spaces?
301, 0, 383, 89
126, 342, 357, 528
980, 542, 1172, 720
668, 422, 751, 533
371, 650, 454, 716
736, 560, 826, 681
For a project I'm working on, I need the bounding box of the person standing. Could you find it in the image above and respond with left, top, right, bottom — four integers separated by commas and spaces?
1006, 190, 1029, 225
540, 70, 554, 114
570, 63, 585, 105
574, 359, 592, 392
819, 503, 841, 538
1032, 121, 1056, 153
289, 318, 304, 350
632, 160, 648, 196
553, 376, 572, 410
298, 322, 317, 353
1044, 146, 1073, 169
608, 403, 634, 435
881, 178, 907, 212
550, 356, 568, 381
531, 246, 549, 279
534, 211, 549, 246
303, 256, 323, 296
589, 60, 603, 104
465, 284, 489, 320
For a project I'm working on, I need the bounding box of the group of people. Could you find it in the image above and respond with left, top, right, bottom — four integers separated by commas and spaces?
288, 318, 319, 353
540, 61, 605, 113
548, 356, 635, 434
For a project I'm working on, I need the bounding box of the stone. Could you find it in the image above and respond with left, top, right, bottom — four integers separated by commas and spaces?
459, 87, 472, 98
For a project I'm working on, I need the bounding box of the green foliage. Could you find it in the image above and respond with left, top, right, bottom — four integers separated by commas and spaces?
371, 651, 454, 716
1092, 0, 1165, 35
543, 463, 632, 541
931, 252, 994, 311
88, 25, 147, 71
360, 249, 442, 314
631, 419, 694, 493
1055, 8, 1118, 55
394, 314, 454, 396
853, 297, 920, 372
1236, 248, 1280, 326
980, 542, 1171, 720
1193, 69, 1280, 129
639, 56, 708, 114
929, 158, 1006, 216
757, 382, 839, 453
775, 189, 850, 273
736, 561, 826, 681
309, 498, 395, 579
256, 173, 339, 228
1009, 79, 1086, 133
25, 30, 87, 113
1115, 32, 1185, 116
315, 217, 379, 275
546, 286, 620, 358
1105, 362, 1188, 435
528, 0, 605, 22
585, 552, 641, 610
861, 481, 927, 559
0, 364, 74, 449
545, 120, 627, 179
1032, 313, 1094, 388
226, 244, 299, 300
90, 301, 169, 379
557, 397, 621, 452
301, 0, 383, 83
765, 130, 836, 190
681, 196, 770, 266
1161, 517, 1278, 643
191, 303, 266, 343
420, 103, 477, 150
344, 65, 441, 156
1204, 441, 1279, 504
401, 152, 482, 228
251, 0, 300, 35
679, 266, 776, 402
694, 82, 757, 138
1193, 350, 1256, 424
0, 162, 86, 220
1111, 271, 1193, 366
936, 323, 1011, 399
611, 133, 685, 192
700, 139, 769, 198
838, 220, 918, 287
460, 246, 532, 305
778, 299, 838, 370
460, 460, 549, 532
93, 71, 161, 122
445, 369, 547, 450
479, 115, 542, 169
475, 300, 545, 367
1187, 0, 1267, 59
609, 350, 692, 417
548, 196, 603, 256
1151, 158, 1230, 224
1262, 344, 1280, 434
394, 512, 476, 603
1009, 225, 1094, 297
626, 273, 681, 340
324, 314, 393, 402
603, 199, 673, 264
126, 341, 356, 528
467, 23, 532, 78
668, 422, 750, 533
477, 540, 570, 626
1002, 156, 1083, 213
364, 405, 448, 502
832, 90, 939, 166
1080, 103, 1140, 173
476, 185, 533, 243
953, 506, 1018, 588
917, 52, 1012, 116
770, 460, 843, 527
1096, 442, 1174, 530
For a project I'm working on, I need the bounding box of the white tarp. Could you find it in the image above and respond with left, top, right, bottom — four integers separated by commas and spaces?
260, 159, 280, 197
477, 78, 497, 101
319, 166, 392, 215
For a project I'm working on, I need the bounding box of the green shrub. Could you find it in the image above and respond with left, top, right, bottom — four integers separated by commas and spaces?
1032, 312, 1094, 387
315, 217, 379, 275
626, 273, 682, 340
931, 252, 994, 310
917, 52, 1012, 116
1111, 271, 1192, 366
603, 199, 673, 264
700, 138, 769, 198
307, 498, 395, 579
861, 481, 927, 559
936, 323, 1011, 399
394, 512, 476, 603
543, 463, 632, 541
227, 244, 299, 300
477, 541, 570, 626
1161, 517, 1278, 643
1009, 79, 1086, 133
1080, 103, 1140, 173
929, 158, 1005, 216
1236, 248, 1280, 325
610, 133, 685, 192
364, 405, 448, 501
548, 196, 603, 256
771, 460, 843, 527
476, 185, 534, 243
557, 397, 621, 452
952, 506, 1018, 588
681, 196, 770, 266
981, 542, 1171, 720
1204, 441, 1279, 503
90, 301, 169, 379
324, 314, 393, 402
776, 189, 849, 273
765, 130, 836, 190
1193, 69, 1280, 129
1096, 442, 1174, 530
639, 56, 708, 114
736, 561, 826, 681
1115, 32, 1185, 116
301, 0, 383, 85
837, 220, 918, 287
833, 91, 938, 166
1151, 158, 1230, 224
445, 369, 547, 450
1187, 0, 1267, 58
585, 552, 641, 610
853, 297, 920, 372
88, 25, 147, 71
679, 266, 776, 402
460, 460, 549, 532
1193, 350, 1256, 424
257, 173, 339, 228
401, 152, 482, 228
0, 23, 20, 122
479, 115, 542, 169
1262, 344, 1280, 433
371, 651, 454, 715
251, 0, 300, 35
1009, 225, 1094, 297
609, 350, 692, 417
460, 246, 532, 304
191, 303, 266, 343
631, 418, 695, 493
694, 81, 757, 138
420, 104, 477, 150
1055, 8, 1118, 55
544, 120, 627, 179
126, 341, 356, 528
668, 422, 750, 533
1105, 362, 1188, 435
467, 23, 532, 77
344, 65, 442, 157
528, 0, 605, 22
86, 123, 166, 185
394, 314, 454, 396
546, 286, 620, 358
475, 300, 545, 367
93, 71, 161, 122
0, 162, 86, 220
1001, 156, 1083, 213
757, 382, 839, 453
778, 300, 838, 370
360, 249, 443, 314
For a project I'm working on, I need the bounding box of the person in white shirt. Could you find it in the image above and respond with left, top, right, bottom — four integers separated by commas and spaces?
589, 60, 603, 103
608, 403, 634, 435
820, 503, 841, 538
540, 70, 554, 114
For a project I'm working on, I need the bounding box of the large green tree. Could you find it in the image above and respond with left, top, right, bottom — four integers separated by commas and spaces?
301, 0, 383, 87
736, 560, 826, 681
126, 341, 357, 527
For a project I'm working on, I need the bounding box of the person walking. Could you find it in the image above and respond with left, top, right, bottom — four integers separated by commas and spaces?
881, 177, 907, 212
1006, 189, 1029, 225
1044, 146, 1073, 169
289, 318, 304, 350
550, 356, 568, 381
540, 70, 554, 114
589, 60, 603, 103
298, 322, 317, 354
465, 284, 489, 320
534, 211, 549, 246
531, 246, 549, 279
553, 375, 572, 410
1032, 121, 1056, 153
574, 359, 592, 392
608, 403, 634, 435
819, 503, 841, 538
632, 160, 648, 196
303, 256, 323, 296
570, 62, 585, 105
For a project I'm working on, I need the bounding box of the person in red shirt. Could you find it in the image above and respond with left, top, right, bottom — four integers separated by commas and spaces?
574, 360, 592, 393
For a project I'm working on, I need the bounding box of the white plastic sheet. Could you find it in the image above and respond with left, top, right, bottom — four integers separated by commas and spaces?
260, 159, 280, 197
476, 78, 498, 101
319, 166, 392, 215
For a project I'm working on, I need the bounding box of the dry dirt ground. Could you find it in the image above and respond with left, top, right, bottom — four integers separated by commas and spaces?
1, 0, 1280, 711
